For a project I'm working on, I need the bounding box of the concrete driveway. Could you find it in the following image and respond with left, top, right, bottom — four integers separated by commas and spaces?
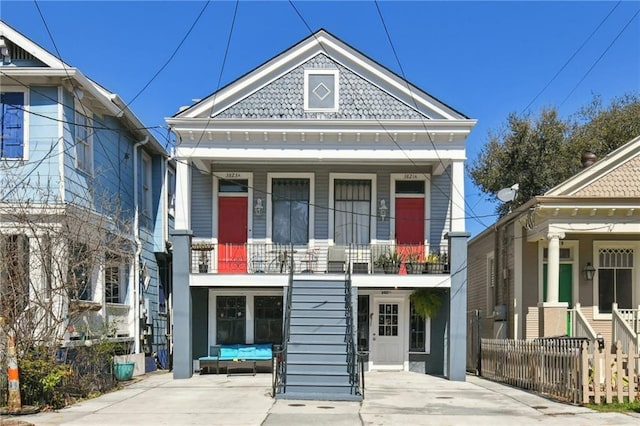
7, 370, 640, 425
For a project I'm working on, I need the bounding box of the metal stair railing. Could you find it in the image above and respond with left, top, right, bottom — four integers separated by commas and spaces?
345, 244, 363, 397
272, 243, 295, 397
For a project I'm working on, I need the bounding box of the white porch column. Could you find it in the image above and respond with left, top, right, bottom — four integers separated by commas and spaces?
174, 158, 191, 231
546, 232, 564, 303
450, 160, 465, 232
539, 231, 567, 337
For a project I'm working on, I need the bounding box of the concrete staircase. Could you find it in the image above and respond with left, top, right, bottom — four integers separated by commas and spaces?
277, 279, 362, 401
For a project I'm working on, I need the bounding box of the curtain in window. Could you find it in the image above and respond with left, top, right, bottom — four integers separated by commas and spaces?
272, 179, 309, 245
334, 179, 371, 245
1, 92, 24, 158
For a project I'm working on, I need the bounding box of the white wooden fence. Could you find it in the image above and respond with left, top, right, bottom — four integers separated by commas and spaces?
481, 338, 640, 405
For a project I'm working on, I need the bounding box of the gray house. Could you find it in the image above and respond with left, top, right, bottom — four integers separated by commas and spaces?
168, 29, 476, 397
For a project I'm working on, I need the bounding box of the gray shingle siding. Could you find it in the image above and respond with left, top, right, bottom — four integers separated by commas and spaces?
216, 54, 426, 120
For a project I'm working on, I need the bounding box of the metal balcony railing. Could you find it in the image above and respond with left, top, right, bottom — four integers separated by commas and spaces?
190, 242, 450, 276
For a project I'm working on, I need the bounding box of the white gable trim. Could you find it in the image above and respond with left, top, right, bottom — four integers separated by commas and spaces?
0, 22, 70, 68
176, 30, 465, 121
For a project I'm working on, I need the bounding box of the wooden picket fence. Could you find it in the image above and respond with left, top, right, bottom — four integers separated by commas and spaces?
481, 338, 640, 405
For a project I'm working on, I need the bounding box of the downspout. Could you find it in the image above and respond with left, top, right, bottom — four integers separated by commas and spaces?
133, 136, 149, 353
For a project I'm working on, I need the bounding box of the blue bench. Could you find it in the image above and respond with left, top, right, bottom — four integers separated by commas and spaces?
198, 343, 273, 375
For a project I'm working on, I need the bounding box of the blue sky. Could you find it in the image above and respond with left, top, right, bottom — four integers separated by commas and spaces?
2, 1, 639, 237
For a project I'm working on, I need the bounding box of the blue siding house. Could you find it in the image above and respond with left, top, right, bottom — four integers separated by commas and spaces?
168, 30, 476, 397
0, 21, 173, 374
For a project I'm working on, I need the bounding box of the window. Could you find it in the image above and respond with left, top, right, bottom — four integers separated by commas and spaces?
75, 109, 93, 172
141, 152, 152, 217
357, 295, 369, 351
0, 234, 30, 316
254, 296, 282, 344
378, 303, 398, 336
334, 179, 371, 245
219, 179, 248, 193
68, 242, 92, 300
597, 248, 633, 313
167, 167, 176, 216
304, 69, 338, 111
216, 296, 246, 344
105, 254, 126, 304
409, 302, 426, 352
1, 91, 25, 159
272, 178, 310, 244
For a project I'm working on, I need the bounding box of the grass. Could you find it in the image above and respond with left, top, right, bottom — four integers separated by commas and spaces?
586, 398, 640, 413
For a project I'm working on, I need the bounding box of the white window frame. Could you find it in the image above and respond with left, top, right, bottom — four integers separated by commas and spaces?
105, 254, 128, 305
1, 87, 29, 161
329, 173, 377, 245
304, 69, 339, 112
266, 172, 315, 245
141, 151, 152, 218
167, 167, 176, 218
74, 104, 93, 174
593, 241, 638, 319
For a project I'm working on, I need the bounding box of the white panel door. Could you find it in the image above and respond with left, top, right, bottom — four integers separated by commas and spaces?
371, 297, 405, 370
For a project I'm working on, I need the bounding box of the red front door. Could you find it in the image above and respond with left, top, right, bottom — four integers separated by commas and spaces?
218, 197, 248, 273
395, 198, 425, 273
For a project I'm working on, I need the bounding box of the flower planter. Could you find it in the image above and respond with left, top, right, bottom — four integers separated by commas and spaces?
114, 361, 135, 381
405, 263, 424, 274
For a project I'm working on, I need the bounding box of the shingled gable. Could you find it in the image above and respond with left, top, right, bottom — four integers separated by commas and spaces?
544, 135, 640, 198
173, 29, 469, 122
0, 20, 165, 154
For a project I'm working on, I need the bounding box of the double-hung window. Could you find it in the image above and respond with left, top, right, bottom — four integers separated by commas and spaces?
1, 91, 25, 159
272, 178, 310, 245
254, 296, 282, 344
105, 254, 127, 304
75, 108, 93, 173
216, 296, 246, 344
597, 247, 634, 313
334, 179, 371, 245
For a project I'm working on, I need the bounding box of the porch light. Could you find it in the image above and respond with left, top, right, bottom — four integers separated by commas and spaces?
583, 262, 596, 281
254, 198, 264, 216
378, 199, 388, 221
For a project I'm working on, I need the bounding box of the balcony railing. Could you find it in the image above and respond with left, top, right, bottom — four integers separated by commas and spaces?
190, 242, 449, 275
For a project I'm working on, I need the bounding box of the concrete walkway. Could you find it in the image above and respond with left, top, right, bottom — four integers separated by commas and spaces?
6, 370, 640, 425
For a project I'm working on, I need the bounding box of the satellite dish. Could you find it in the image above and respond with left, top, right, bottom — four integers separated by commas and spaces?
497, 183, 519, 202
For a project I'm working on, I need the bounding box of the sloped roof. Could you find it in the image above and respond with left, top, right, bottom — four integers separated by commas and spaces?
0, 20, 166, 156
545, 134, 640, 198
174, 29, 469, 122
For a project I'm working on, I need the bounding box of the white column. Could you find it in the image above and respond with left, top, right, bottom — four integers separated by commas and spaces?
546, 232, 565, 303
174, 158, 191, 231
450, 161, 465, 232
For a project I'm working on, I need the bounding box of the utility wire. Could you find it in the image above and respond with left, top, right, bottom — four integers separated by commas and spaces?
559, 6, 640, 108
521, 1, 622, 114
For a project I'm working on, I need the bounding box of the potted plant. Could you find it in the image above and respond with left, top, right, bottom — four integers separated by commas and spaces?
410, 288, 444, 318
113, 341, 136, 381
404, 252, 424, 274
374, 250, 402, 274
425, 251, 443, 274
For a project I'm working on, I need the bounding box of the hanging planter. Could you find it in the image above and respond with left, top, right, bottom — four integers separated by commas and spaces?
410, 288, 444, 318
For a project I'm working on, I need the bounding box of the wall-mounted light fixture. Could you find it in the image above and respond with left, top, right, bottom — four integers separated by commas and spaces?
583, 262, 596, 281
378, 199, 388, 221
254, 198, 264, 216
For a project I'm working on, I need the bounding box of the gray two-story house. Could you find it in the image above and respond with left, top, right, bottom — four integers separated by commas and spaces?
168, 30, 476, 397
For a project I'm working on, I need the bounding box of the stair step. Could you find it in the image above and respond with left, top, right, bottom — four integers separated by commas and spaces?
292, 280, 346, 289
279, 384, 360, 396
290, 317, 347, 326
286, 363, 349, 374
285, 373, 351, 385
276, 391, 362, 401
292, 301, 346, 310
288, 342, 347, 352
290, 324, 347, 333
291, 294, 346, 303
286, 352, 348, 363
292, 287, 346, 296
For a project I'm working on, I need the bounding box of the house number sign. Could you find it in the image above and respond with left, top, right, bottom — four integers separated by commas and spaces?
403, 174, 419, 180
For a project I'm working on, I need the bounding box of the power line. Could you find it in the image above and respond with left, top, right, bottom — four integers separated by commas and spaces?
559, 6, 640, 108
521, 1, 622, 114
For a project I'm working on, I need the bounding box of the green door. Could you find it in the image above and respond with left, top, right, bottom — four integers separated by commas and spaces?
543, 263, 573, 306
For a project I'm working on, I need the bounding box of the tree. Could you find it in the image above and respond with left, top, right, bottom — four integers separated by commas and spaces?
468, 93, 640, 217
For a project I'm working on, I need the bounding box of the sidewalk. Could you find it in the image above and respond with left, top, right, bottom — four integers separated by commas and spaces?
5, 370, 640, 426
